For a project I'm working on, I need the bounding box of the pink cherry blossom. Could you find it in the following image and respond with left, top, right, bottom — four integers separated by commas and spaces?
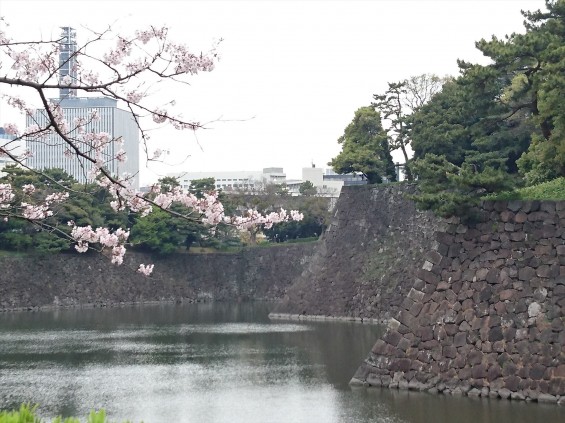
3, 123, 19, 135
138, 263, 154, 276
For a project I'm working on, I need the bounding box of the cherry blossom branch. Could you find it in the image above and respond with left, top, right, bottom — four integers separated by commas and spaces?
1, 21, 300, 276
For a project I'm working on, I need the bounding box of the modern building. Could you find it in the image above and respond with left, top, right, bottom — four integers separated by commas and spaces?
25, 27, 140, 187
286, 166, 366, 197
168, 167, 287, 192
26, 97, 140, 187
0, 128, 20, 177
166, 165, 366, 198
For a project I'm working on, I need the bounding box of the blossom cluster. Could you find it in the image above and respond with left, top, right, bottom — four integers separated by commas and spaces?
70, 225, 130, 265
228, 208, 304, 231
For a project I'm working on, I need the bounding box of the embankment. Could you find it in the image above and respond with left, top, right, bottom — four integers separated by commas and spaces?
273, 184, 441, 321
0, 243, 316, 310
273, 185, 564, 403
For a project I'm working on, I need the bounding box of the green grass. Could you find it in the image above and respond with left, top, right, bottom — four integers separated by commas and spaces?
0, 405, 135, 423
483, 177, 565, 201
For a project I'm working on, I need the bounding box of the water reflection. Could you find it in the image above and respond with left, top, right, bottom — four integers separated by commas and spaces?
0, 303, 563, 423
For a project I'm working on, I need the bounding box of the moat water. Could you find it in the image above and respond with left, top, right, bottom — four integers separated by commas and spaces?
0, 303, 563, 422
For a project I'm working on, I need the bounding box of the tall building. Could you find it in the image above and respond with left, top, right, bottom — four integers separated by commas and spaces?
25, 28, 140, 187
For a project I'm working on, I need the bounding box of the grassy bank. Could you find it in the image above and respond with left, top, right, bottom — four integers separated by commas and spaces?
484, 177, 565, 201
0, 405, 132, 423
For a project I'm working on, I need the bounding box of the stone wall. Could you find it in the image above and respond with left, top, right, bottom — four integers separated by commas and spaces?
352, 200, 565, 404
0, 243, 316, 311
273, 184, 441, 321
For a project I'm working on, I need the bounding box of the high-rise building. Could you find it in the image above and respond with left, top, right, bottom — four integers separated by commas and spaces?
25, 27, 140, 187
26, 97, 140, 187
59, 26, 78, 99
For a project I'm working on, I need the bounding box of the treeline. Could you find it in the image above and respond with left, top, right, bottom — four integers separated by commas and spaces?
331, 0, 564, 218
0, 169, 330, 255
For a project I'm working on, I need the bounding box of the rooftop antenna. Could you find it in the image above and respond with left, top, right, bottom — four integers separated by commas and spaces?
59, 27, 77, 99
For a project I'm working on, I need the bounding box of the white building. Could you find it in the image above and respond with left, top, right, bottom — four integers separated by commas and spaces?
286, 167, 366, 197
25, 27, 140, 187
0, 128, 21, 177
168, 167, 286, 192
26, 97, 140, 188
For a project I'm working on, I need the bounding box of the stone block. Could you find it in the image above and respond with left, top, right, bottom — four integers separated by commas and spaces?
493, 341, 505, 353
422, 260, 434, 271
479, 286, 492, 302
535, 244, 554, 257
511, 231, 527, 242
488, 326, 504, 342
437, 282, 450, 291
416, 268, 440, 285
371, 339, 387, 355
503, 327, 516, 342
486, 269, 500, 284
528, 302, 541, 318
468, 349, 484, 365
384, 330, 403, 347
425, 250, 443, 265
537, 393, 558, 403
407, 288, 425, 302
417, 326, 434, 342
409, 302, 424, 317
487, 364, 502, 382
453, 331, 467, 347
498, 388, 512, 399
529, 364, 547, 382
390, 358, 412, 372
518, 266, 536, 281
499, 289, 516, 301
398, 337, 412, 352
388, 318, 401, 331
481, 341, 492, 353
443, 345, 457, 359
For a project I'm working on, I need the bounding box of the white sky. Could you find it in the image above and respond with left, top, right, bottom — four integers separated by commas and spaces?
0, 0, 548, 185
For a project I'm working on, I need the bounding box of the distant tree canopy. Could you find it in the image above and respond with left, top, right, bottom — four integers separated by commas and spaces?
329, 106, 396, 184
299, 180, 317, 196
408, 0, 565, 218
372, 74, 446, 181
0, 166, 129, 253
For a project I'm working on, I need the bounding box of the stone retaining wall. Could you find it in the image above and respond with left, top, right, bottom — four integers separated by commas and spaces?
0, 243, 316, 311
352, 200, 565, 404
272, 184, 441, 320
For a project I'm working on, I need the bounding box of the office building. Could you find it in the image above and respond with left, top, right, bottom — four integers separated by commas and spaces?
168, 168, 286, 192
25, 27, 140, 187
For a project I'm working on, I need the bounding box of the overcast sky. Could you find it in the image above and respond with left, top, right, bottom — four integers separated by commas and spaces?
1, 0, 548, 184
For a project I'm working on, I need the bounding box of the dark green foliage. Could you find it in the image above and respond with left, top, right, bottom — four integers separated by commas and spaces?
189, 178, 216, 198
298, 181, 317, 196
263, 215, 323, 242
129, 207, 206, 254
411, 155, 516, 220
409, 1, 565, 218
329, 106, 396, 184
157, 176, 180, 193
